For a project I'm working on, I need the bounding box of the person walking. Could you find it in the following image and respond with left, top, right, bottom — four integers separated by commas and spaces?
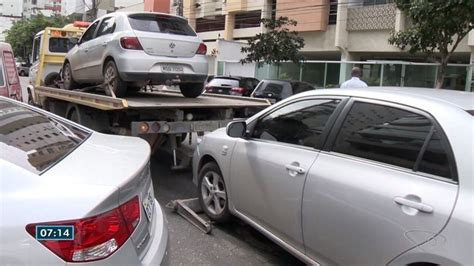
340, 67, 368, 88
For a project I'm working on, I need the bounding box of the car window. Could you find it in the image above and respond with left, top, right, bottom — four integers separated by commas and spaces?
96, 16, 115, 37
80, 20, 100, 43
0, 100, 91, 175
32, 35, 41, 62
207, 78, 239, 87
242, 79, 254, 90
252, 99, 342, 149
332, 102, 433, 170
418, 129, 453, 179
49, 37, 77, 53
128, 14, 197, 36
252, 79, 260, 88
255, 82, 292, 99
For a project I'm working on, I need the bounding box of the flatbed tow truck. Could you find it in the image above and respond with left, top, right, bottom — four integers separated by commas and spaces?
31, 85, 270, 169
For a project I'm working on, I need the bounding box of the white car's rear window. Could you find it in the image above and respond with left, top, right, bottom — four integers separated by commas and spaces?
207, 78, 240, 87
128, 14, 197, 36
0, 99, 91, 175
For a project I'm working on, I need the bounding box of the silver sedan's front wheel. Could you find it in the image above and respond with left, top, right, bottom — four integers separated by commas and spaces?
198, 162, 230, 222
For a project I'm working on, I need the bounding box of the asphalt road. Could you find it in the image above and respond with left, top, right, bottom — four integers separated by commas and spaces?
150, 150, 304, 266
18, 76, 303, 265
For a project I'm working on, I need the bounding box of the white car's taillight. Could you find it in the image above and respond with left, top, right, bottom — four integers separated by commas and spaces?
230, 87, 246, 96
196, 43, 207, 55
120, 37, 143, 50
26, 196, 140, 262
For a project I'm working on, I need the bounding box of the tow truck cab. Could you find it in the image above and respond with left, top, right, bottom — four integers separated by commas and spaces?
27, 21, 89, 103
0, 42, 21, 101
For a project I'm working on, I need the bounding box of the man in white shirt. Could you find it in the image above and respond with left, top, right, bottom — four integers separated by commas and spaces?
340, 67, 368, 88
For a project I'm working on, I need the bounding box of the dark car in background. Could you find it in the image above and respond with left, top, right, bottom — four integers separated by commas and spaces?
251, 79, 317, 103
16, 62, 31, 76
204, 76, 260, 96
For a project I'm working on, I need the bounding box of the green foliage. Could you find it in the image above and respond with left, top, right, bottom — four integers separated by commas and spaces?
240, 17, 305, 67
388, 0, 474, 88
4, 13, 73, 61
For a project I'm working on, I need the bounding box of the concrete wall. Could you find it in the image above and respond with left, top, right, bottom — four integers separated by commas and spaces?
144, 0, 170, 13
300, 25, 339, 52
1, 0, 23, 17
276, 0, 329, 32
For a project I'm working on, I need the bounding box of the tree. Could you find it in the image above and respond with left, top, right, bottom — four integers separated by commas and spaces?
240, 17, 305, 67
388, 0, 474, 88
4, 13, 73, 61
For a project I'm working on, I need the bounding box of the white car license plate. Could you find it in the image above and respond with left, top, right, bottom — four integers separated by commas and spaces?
161, 64, 184, 73
142, 186, 155, 222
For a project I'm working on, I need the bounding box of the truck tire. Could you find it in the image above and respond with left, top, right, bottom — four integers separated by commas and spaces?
180, 83, 204, 98
63, 62, 78, 90
44, 72, 60, 88
104, 60, 127, 98
19, 70, 26, 76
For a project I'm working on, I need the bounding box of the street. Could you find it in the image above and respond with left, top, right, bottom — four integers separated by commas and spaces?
150, 150, 304, 265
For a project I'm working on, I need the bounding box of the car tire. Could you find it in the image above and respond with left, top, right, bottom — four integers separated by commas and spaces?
44, 72, 60, 88
198, 162, 231, 223
180, 83, 204, 98
63, 62, 78, 90
104, 60, 127, 98
19, 70, 25, 76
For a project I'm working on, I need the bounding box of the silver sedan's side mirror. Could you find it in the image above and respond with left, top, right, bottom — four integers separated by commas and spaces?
226, 121, 246, 138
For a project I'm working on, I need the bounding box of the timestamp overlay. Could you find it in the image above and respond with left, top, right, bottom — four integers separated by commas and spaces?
35, 225, 74, 240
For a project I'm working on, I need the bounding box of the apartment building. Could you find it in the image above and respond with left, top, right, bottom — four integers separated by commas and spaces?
179, 0, 473, 89
0, 0, 23, 42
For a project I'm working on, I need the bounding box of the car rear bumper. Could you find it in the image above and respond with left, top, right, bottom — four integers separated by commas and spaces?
121, 72, 208, 84
113, 50, 208, 84
141, 199, 169, 266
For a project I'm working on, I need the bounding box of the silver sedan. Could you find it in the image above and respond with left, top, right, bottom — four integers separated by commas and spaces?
193, 87, 474, 265
0, 97, 168, 265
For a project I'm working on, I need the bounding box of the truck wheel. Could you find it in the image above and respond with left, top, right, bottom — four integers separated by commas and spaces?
44, 72, 60, 88
180, 83, 204, 98
19, 70, 26, 76
104, 60, 127, 98
63, 62, 78, 90
198, 162, 231, 223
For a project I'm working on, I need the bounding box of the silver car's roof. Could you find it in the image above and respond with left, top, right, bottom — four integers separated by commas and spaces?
298, 87, 474, 111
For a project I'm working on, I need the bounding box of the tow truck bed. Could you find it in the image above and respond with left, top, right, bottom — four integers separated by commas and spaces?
34, 86, 270, 110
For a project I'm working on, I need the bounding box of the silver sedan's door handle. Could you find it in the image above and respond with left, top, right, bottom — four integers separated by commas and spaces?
102, 42, 108, 47
285, 164, 305, 175
394, 196, 433, 213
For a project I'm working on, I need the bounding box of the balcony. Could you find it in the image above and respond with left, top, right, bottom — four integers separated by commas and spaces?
347, 3, 396, 31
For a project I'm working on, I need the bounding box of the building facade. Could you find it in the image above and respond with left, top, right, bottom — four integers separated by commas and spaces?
178, 0, 473, 90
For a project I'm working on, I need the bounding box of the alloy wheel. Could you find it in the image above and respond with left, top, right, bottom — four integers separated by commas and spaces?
201, 171, 227, 216
104, 63, 117, 95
